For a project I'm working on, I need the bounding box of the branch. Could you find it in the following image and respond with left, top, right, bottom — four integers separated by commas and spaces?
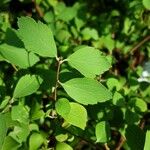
115, 135, 126, 150
104, 143, 110, 150
53, 57, 62, 101
32, 0, 43, 17
130, 35, 150, 54
12, 64, 18, 71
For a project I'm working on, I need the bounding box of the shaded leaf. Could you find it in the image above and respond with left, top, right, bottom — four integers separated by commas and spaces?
125, 125, 145, 150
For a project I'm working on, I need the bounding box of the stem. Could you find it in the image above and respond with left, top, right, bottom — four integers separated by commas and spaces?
130, 35, 150, 54
54, 57, 62, 101
104, 143, 110, 150
12, 64, 18, 71
115, 135, 126, 150
32, 0, 43, 17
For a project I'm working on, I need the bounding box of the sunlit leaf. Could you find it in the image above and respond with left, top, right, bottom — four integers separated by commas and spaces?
61, 78, 112, 105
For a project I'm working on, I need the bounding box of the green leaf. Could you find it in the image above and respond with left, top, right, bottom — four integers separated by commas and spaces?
55, 98, 71, 118
13, 75, 43, 98
95, 121, 111, 143
143, 0, 150, 10
1, 136, 20, 150
68, 46, 111, 78
17, 17, 57, 57
81, 28, 99, 40
11, 104, 29, 123
106, 78, 121, 91
125, 125, 145, 150
0, 113, 7, 150
29, 132, 44, 150
113, 92, 125, 106
30, 100, 45, 121
66, 102, 87, 129
9, 123, 30, 143
55, 134, 68, 142
61, 78, 112, 105
0, 44, 39, 68
56, 3, 77, 22
144, 130, 150, 150
56, 142, 73, 150
56, 98, 87, 129
134, 98, 147, 112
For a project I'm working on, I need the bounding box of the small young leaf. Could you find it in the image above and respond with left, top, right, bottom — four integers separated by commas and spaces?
13, 75, 43, 98
55, 134, 68, 142
0, 44, 39, 68
56, 142, 73, 150
61, 78, 112, 105
17, 17, 57, 57
56, 98, 87, 129
144, 130, 150, 150
29, 132, 44, 150
68, 46, 111, 78
95, 121, 111, 143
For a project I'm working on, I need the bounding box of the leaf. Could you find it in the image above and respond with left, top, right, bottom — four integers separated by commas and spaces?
143, 0, 150, 10
61, 78, 112, 105
56, 142, 73, 150
56, 3, 77, 22
17, 17, 57, 57
68, 46, 111, 78
9, 123, 30, 143
106, 78, 121, 91
1, 136, 20, 150
55, 98, 71, 118
55, 134, 68, 142
144, 130, 150, 150
0, 113, 7, 150
13, 75, 43, 98
113, 92, 125, 106
29, 132, 44, 150
125, 125, 145, 150
5, 28, 24, 47
134, 98, 147, 112
95, 121, 111, 143
11, 104, 29, 123
0, 44, 39, 68
30, 100, 45, 121
81, 28, 99, 40
56, 98, 87, 129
